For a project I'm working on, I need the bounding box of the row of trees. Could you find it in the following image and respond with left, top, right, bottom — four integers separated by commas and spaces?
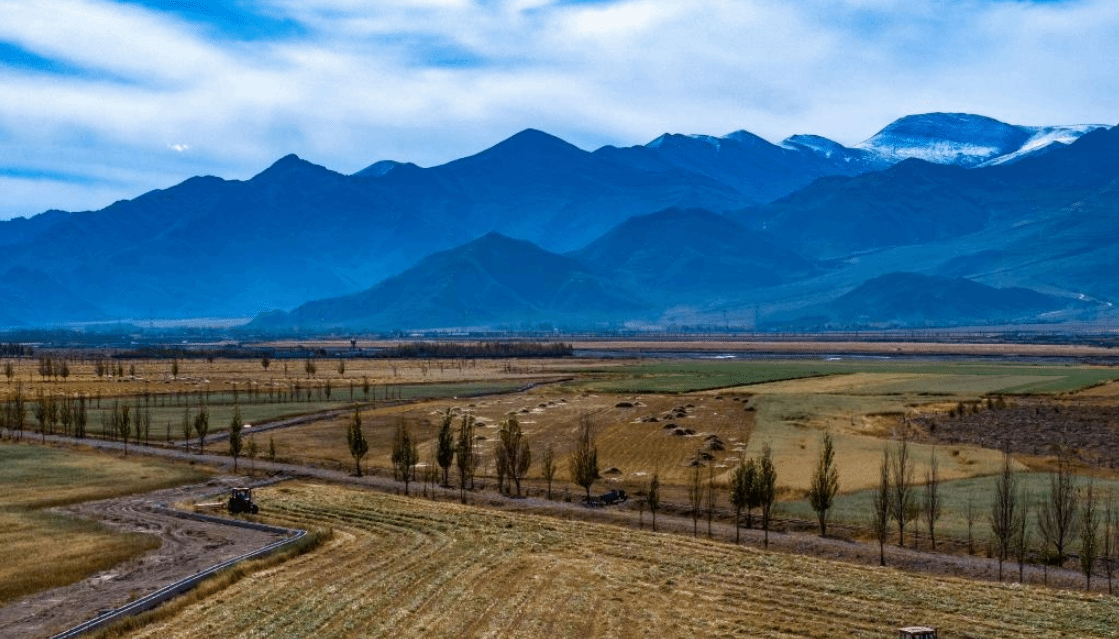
985, 447, 1118, 591
347, 408, 575, 502
336, 408, 1117, 593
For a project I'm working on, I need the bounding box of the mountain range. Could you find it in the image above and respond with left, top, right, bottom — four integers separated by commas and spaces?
1, 112, 1116, 331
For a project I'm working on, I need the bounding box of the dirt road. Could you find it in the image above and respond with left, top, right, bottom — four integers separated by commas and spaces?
0, 477, 285, 639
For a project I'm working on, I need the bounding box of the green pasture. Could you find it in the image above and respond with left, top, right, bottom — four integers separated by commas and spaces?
780, 470, 1119, 546
41, 379, 536, 442
579, 359, 1119, 394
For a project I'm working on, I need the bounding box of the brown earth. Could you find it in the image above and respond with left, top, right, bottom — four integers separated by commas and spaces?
912, 395, 1119, 472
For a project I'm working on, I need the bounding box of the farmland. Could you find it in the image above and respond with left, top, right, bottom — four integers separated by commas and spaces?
119, 482, 1119, 639
0, 443, 207, 603
5, 346, 1119, 637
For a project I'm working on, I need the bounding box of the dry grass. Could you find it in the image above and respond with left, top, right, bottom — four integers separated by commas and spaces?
0, 442, 208, 603
269, 383, 1012, 498
0, 510, 160, 604
122, 482, 1119, 639
267, 391, 755, 489
0, 355, 577, 404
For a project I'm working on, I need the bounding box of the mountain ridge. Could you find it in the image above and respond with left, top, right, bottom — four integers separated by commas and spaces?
0, 112, 1114, 329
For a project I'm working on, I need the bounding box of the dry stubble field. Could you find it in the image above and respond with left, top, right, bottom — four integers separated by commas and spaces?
0, 443, 208, 603
120, 482, 1119, 639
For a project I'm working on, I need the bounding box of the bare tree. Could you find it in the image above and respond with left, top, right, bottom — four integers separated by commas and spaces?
872, 446, 891, 567
990, 450, 1020, 582
114, 402, 132, 455
246, 437, 258, 477
568, 413, 599, 502
687, 462, 703, 538
1080, 480, 1100, 591
540, 443, 557, 500
346, 407, 369, 477
1014, 487, 1031, 583
647, 471, 661, 532
922, 448, 942, 549
136, 403, 151, 444
435, 409, 455, 487
456, 413, 477, 503
966, 497, 977, 556
193, 405, 209, 454
180, 407, 192, 445
704, 463, 717, 538
808, 431, 839, 537
496, 414, 531, 496
1103, 494, 1116, 595
228, 404, 244, 472
392, 421, 420, 495
890, 432, 915, 547
1037, 450, 1079, 567
757, 444, 777, 549
730, 457, 753, 544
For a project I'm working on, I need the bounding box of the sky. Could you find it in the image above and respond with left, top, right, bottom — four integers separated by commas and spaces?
0, 0, 1116, 219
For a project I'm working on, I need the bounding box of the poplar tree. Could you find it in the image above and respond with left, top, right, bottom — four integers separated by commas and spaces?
568, 413, 599, 502
435, 409, 455, 486
540, 443, 557, 500
808, 431, 839, 537
228, 405, 244, 472
346, 408, 368, 477
757, 444, 777, 548
392, 421, 420, 495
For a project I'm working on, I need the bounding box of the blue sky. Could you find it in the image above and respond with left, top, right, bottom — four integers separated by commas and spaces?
0, 0, 1116, 218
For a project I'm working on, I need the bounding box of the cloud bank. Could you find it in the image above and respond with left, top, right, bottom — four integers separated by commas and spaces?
0, 0, 1115, 218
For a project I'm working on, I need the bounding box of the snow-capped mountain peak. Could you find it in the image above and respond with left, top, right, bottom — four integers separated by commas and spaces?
854, 112, 1110, 168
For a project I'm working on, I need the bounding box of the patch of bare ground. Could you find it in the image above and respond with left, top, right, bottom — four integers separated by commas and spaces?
911, 395, 1119, 473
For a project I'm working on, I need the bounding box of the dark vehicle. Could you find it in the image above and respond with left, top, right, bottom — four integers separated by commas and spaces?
584, 489, 628, 508
899, 627, 936, 639
228, 487, 259, 514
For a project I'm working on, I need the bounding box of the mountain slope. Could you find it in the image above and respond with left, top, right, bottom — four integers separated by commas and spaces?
251, 233, 649, 330
571, 207, 815, 300
766, 272, 1075, 328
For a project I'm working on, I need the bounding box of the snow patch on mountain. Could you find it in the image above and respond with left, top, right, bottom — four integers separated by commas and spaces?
855, 113, 1028, 167
853, 113, 1109, 168
979, 124, 1110, 166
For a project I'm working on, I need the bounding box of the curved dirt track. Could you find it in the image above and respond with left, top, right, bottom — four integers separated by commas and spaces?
0, 477, 285, 639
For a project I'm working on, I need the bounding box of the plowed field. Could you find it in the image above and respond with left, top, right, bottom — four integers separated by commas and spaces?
124, 483, 1118, 639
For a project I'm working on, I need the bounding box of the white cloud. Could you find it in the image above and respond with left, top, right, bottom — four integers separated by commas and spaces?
0, 0, 1116, 218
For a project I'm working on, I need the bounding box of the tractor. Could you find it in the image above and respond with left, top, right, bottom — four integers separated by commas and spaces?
227, 487, 259, 514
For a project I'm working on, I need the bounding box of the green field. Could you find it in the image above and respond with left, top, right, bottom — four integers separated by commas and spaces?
579, 359, 1119, 394
781, 471, 1119, 549
48, 379, 540, 441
